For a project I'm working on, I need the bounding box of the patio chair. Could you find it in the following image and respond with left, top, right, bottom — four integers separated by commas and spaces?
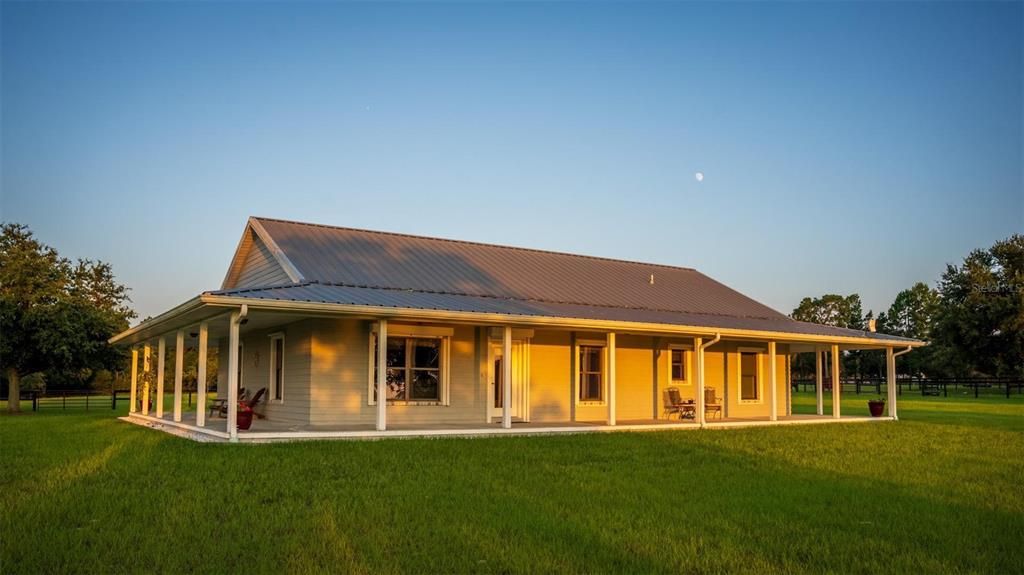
231, 386, 265, 411
211, 387, 250, 418
662, 389, 680, 419
664, 387, 696, 420
248, 387, 268, 420
704, 388, 723, 419
218, 387, 263, 418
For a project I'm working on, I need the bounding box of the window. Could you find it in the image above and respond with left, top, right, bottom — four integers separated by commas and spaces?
579, 345, 604, 402
269, 335, 284, 401
671, 349, 687, 382
236, 343, 244, 391
741, 352, 759, 401
372, 336, 444, 402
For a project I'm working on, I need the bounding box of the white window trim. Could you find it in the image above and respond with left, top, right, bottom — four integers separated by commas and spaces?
574, 339, 607, 406
268, 332, 285, 403
367, 327, 451, 406
737, 348, 764, 404
667, 344, 693, 386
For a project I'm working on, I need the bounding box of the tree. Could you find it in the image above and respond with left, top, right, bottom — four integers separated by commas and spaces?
930, 235, 1024, 377
876, 282, 940, 376
791, 294, 865, 329
880, 282, 940, 340
0, 223, 134, 412
790, 294, 868, 379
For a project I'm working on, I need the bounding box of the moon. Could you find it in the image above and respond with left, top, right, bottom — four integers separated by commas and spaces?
695, 172, 704, 182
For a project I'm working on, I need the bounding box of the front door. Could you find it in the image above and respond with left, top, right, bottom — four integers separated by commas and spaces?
489, 342, 526, 420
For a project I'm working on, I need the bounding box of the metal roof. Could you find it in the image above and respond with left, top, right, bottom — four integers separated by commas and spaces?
207, 281, 917, 344
112, 217, 922, 346
253, 217, 793, 321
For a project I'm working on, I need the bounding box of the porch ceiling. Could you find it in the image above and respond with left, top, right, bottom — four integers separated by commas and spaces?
111, 304, 319, 346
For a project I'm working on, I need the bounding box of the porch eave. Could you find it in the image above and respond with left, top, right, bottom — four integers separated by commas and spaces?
110, 291, 925, 349
197, 293, 925, 350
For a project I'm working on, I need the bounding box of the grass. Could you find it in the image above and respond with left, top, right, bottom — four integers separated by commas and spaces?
2, 393, 1022, 574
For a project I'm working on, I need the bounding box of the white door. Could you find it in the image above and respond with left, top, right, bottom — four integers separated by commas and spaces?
489, 341, 527, 420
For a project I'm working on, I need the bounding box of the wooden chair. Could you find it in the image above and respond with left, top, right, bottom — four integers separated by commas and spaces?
248, 387, 268, 419
664, 387, 696, 420
218, 387, 264, 418
662, 388, 681, 419
704, 388, 723, 419
210, 387, 250, 418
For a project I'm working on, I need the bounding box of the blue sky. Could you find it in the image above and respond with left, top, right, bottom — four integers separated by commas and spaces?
2, 1, 1021, 321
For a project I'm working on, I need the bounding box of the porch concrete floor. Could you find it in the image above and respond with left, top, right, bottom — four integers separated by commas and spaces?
121, 411, 888, 442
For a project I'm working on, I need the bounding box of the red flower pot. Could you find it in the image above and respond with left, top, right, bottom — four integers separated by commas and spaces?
868, 400, 885, 417
237, 409, 254, 430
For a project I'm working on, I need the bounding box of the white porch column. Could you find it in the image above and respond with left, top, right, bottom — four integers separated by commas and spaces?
502, 326, 512, 429
768, 341, 777, 422
376, 319, 388, 431
141, 344, 151, 415
886, 347, 898, 420
606, 332, 617, 426
694, 337, 705, 426
173, 330, 184, 422
227, 311, 241, 441
129, 347, 139, 414
831, 344, 841, 419
786, 354, 793, 416
196, 322, 208, 427
815, 347, 824, 416
156, 337, 166, 418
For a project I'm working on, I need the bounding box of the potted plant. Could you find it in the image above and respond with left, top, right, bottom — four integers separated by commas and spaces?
867, 397, 886, 417
237, 403, 254, 430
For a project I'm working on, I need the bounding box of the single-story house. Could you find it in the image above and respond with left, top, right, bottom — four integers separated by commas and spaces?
112, 217, 921, 441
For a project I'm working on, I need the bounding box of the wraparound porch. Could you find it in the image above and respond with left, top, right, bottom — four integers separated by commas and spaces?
118, 306, 911, 442
122, 410, 891, 442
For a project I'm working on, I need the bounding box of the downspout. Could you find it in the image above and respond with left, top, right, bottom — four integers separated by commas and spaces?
893, 345, 913, 358
889, 346, 913, 421
698, 333, 721, 427
235, 304, 249, 325
700, 333, 721, 352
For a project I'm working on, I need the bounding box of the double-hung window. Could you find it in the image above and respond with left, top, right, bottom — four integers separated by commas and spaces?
372, 335, 445, 403
670, 349, 687, 383
578, 345, 604, 402
740, 351, 760, 401
269, 334, 284, 401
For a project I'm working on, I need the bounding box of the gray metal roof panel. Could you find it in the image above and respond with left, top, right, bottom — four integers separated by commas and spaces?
252, 217, 791, 321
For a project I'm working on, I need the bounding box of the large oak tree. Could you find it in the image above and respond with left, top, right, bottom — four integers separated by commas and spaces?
0, 223, 134, 412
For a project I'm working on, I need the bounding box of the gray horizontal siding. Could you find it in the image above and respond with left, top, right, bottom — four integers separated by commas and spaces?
234, 234, 291, 288
214, 320, 313, 425
308, 319, 485, 426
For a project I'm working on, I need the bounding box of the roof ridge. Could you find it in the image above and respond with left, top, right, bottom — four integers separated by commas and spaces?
251, 216, 699, 273
209, 279, 793, 323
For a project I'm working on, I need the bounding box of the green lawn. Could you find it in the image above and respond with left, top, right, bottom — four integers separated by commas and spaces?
2, 393, 1022, 574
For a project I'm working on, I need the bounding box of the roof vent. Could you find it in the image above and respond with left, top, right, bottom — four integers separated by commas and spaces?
868, 319, 877, 333
649, 274, 655, 285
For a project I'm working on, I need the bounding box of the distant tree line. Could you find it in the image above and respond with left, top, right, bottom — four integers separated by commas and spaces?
791, 234, 1023, 380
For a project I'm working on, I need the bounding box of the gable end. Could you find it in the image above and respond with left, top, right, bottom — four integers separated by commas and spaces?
221, 219, 304, 290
